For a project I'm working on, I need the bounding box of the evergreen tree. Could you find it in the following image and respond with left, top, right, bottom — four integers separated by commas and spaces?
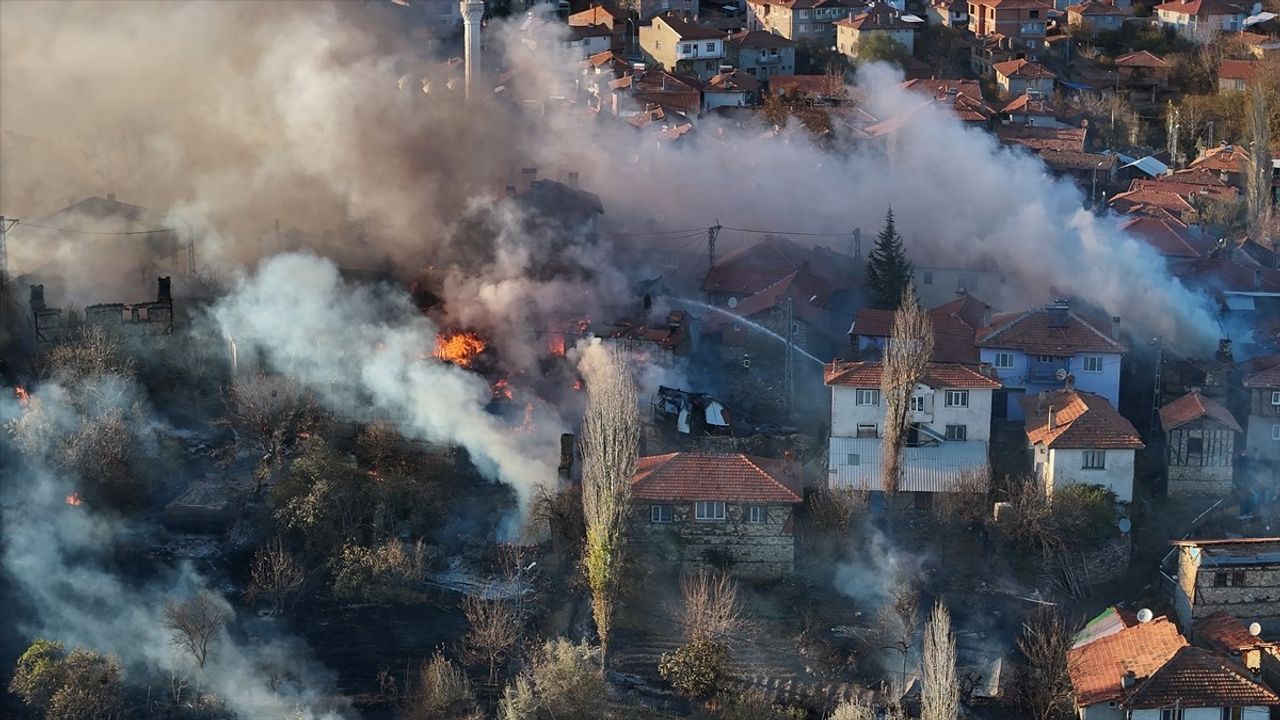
865, 206, 913, 310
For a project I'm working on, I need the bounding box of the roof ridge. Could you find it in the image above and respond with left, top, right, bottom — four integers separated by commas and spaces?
979, 307, 1036, 342
739, 454, 803, 502
1067, 309, 1123, 350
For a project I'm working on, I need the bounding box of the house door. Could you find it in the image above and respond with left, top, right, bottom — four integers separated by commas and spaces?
993, 390, 1009, 420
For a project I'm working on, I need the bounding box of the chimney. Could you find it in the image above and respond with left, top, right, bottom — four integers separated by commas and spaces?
1111, 315, 1121, 341
1217, 338, 1233, 363
157, 276, 172, 302
982, 306, 992, 327
567, 171, 580, 188
1121, 670, 1136, 689
1047, 405, 1056, 430
106, 193, 116, 202
521, 166, 538, 189
29, 284, 45, 312
505, 184, 517, 197
558, 433, 575, 484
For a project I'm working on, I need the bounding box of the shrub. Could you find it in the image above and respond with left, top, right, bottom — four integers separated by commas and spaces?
659, 640, 729, 697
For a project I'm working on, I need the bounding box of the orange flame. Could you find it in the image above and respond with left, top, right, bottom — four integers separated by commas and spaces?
511, 403, 536, 434
14, 386, 30, 408
572, 379, 583, 391
434, 331, 487, 367
492, 377, 514, 400
65, 492, 82, 506
548, 334, 566, 357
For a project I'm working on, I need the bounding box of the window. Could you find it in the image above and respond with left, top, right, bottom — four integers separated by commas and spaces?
945, 390, 969, 408
1082, 356, 1104, 373
910, 395, 926, 412
1029, 8, 1039, 17
1186, 437, 1204, 455
1025, 39, 1038, 48
1036, 355, 1057, 363
1223, 707, 1244, 720
1233, 572, 1247, 586
856, 424, 878, 438
1161, 709, 1185, 720
681, 43, 692, 53
706, 41, 716, 51
994, 352, 1014, 369
847, 453, 861, 466
748, 506, 766, 523
1215, 572, 1229, 587
695, 501, 726, 521
856, 389, 880, 406
945, 424, 968, 441
760, 49, 769, 59
798, 8, 809, 16
922, 271, 934, 285
799, 22, 809, 30
1271, 391, 1280, 405
651, 504, 673, 523
1082, 450, 1106, 470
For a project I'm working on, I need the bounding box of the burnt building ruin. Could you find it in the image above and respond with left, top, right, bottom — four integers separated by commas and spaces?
30, 276, 175, 350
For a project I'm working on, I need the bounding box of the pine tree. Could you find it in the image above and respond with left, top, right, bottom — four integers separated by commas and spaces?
865, 206, 913, 310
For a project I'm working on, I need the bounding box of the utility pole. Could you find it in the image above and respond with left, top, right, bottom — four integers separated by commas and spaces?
185, 222, 196, 276
848, 227, 862, 259
707, 221, 722, 270
0, 216, 15, 326
784, 296, 794, 420
1149, 337, 1164, 433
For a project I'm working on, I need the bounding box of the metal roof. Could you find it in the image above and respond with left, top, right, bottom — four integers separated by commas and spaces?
827, 437, 989, 493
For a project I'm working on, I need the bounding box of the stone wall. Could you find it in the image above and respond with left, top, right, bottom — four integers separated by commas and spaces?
630, 502, 796, 578
1166, 420, 1235, 497
1191, 563, 1280, 634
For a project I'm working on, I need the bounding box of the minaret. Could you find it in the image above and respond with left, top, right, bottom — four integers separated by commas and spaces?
460, 0, 485, 100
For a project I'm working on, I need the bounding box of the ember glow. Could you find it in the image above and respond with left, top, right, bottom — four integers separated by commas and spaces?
434, 331, 487, 367
547, 333, 566, 357
14, 386, 30, 407
64, 493, 82, 506
492, 377, 514, 400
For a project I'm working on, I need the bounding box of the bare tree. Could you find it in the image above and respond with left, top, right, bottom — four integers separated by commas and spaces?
245, 536, 305, 615
880, 285, 933, 535
877, 578, 919, 686
578, 345, 639, 664
1246, 82, 1274, 247
402, 650, 475, 720
163, 591, 228, 670
1013, 607, 1075, 720
221, 371, 318, 495
921, 600, 959, 720
678, 570, 750, 645
462, 595, 522, 685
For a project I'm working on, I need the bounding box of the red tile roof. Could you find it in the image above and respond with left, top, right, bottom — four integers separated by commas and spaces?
769, 74, 846, 97
1244, 354, 1280, 388
1068, 617, 1188, 707
1155, 0, 1248, 14
702, 271, 829, 330
837, 4, 917, 29
1194, 612, 1269, 655
1115, 50, 1169, 68
993, 58, 1057, 79
726, 29, 797, 50
702, 235, 857, 296
1166, 168, 1228, 186
708, 70, 761, 93
1121, 209, 1210, 259
1068, 1, 1125, 14
900, 78, 983, 99
1190, 144, 1250, 174
851, 294, 991, 363
1002, 92, 1056, 115
1175, 253, 1280, 295
1219, 59, 1260, 81
995, 125, 1086, 153
1123, 646, 1280, 709
631, 452, 804, 504
824, 360, 1002, 389
1159, 391, 1242, 433
1021, 389, 1145, 449
977, 305, 1126, 355
569, 3, 628, 26
970, 0, 1053, 8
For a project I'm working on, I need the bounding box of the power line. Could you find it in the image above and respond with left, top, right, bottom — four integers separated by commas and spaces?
721, 226, 856, 237
13, 221, 178, 236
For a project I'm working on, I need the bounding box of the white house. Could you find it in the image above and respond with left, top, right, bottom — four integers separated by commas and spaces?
1243, 358, 1280, 473
825, 361, 1001, 497
1020, 388, 1144, 503
835, 5, 920, 59
977, 300, 1126, 420
1123, 646, 1278, 719
1068, 616, 1188, 720
1154, 0, 1254, 42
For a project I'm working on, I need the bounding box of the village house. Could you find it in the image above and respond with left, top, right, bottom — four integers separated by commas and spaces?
835, 5, 920, 59
564, 24, 615, 57
1190, 144, 1252, 187
639, 14, 727, 81
993, 58, 1056, 96
1219, 58, 1260, 92
1194, 612, 1280, 684
900, 79, 998, 127
926, 0, 969, 26
703, 70, 760, 109
824, 360, 1001, 503
1068, 615, 1188, 719
1172, 537, 1280, 635
977, 299, 1126, 420
1121, 646, 1279, 719
1113, 50, 1171, 95
911, 265, 1007, 307
745, 0, 862, 44
1243, 357, 1280, 478
1066, 0, 1125, 35
628, 0, 698, 21
849, 292, 993, 363
723, 30, 797, 80
1159, 390, 1242, 497
1121, 206, 1213, 259
1155, 0, 1254, 42
1000, 90, 1064, 126
1020, 387, 1144, 503
629, 452, 803, 577
29, 278, 176, 352
568, 3, 630, 53
603, 69, 703, 120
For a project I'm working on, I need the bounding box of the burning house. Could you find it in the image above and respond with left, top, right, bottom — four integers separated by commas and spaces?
29, 276, 175, 351
652, 385, 732, 435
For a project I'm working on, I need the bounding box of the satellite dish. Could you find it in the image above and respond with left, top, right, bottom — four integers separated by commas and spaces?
1250, 622, 1263, 636
1137, 608, 1154, 623
1118, 517, 1132, 534
1055, 368, 1068, 381
728, 297, 739, 308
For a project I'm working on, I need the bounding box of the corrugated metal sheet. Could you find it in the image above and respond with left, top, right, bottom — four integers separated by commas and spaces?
827, 437, 989, 493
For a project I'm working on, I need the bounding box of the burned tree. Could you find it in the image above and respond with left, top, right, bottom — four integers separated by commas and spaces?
921, 600, 959, 720
221, 371, 318, 495
880, 286, 933, 532
578, 345, 639, 663
246, 536, 305, 615
678, 570, 750, 645
163, 591, 229, 670
462, 595, 522, 685
1013, 606, 1075, 720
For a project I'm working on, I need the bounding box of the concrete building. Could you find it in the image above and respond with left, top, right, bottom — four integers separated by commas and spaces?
1020, 388, 1144, 503
1159, 391, 1241, 498
992, 57, 1055, 96
1068, 616, 1188, 720
1219, 58, 1260, 92
835, 5, 919, 59
745, 0, 862, 44
1066, 0, 1125, 35
1173, 538, 1280, 635
630, 452, 803, 577
967, 0, 1051, 71
723, 30, 797, 79
1155, 0, 1252, 42
926, 0, 969, 26
825, 361, 1001, 499
977, 300, 1126, 420
1244, 358, 1280, 485
568, 3, 630, 53
639, 13, 727, 81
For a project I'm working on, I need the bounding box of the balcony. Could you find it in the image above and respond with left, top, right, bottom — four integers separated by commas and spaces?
1029, 359, 1069, 382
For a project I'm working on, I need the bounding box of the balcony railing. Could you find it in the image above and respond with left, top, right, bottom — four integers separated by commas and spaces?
1028, 361, 1069, 382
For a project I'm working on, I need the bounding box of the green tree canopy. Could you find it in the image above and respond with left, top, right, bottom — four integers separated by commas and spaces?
865, 206, 914, 310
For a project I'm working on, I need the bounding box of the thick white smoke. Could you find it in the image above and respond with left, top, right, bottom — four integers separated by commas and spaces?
211, 253, 565, 512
